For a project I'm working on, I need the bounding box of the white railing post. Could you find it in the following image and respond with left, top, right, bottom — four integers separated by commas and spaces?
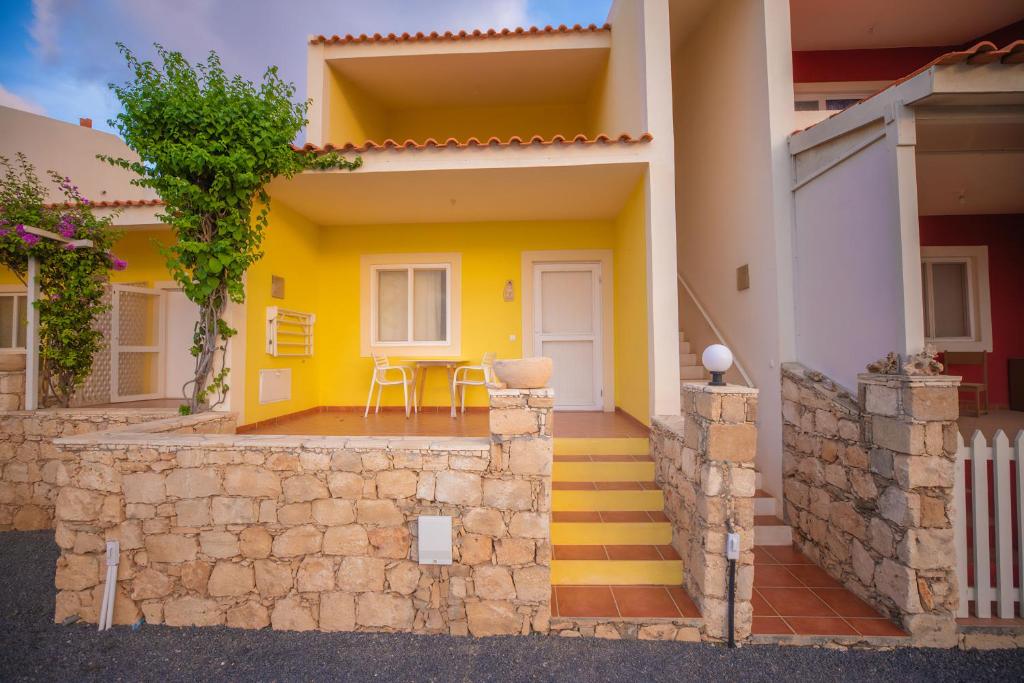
954, 431, 969, 618
1016, 432, 1024, 617
970, 430, 992, 618
25, 256, 38, 411
992, 430, 1014, 618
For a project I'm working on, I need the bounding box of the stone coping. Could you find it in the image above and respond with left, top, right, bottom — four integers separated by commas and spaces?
55, 411, 490, 453
856, 372, 963, 388
680, 381, 758, 396
2, 407, 179, 417
487, 387, 554, 397
651, 415, 685, 433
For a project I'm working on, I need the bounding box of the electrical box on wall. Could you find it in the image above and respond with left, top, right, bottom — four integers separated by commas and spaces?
259, 368, 292, 404
271, 275, 285, 299
736, 264, 750, 291
417, 515, 452, 565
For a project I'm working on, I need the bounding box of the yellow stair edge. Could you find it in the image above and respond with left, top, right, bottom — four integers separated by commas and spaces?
553, 461, 655, 482
554, 437, 649, 456
552, 490, 664, 512
552, 559, 683, 586
551, 522, 672, 545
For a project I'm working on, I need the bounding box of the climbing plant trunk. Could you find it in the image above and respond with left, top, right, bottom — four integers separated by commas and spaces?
185, 282, 229, 414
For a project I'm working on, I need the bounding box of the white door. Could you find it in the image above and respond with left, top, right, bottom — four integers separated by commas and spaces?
110, 285, 165, 402
163, 289, 201, 399
533, 263, 602, 410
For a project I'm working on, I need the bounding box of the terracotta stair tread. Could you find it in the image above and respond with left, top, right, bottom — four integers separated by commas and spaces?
552, 585, 701, 619
755, 515, 787, 526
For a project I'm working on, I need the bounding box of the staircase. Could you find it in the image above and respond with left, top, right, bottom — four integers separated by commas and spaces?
551, 437, 682, 587
679, 329, 793, 546
678, 331, 706, 383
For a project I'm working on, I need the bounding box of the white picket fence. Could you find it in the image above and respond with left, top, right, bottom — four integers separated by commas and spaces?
953, 429, 1024, 618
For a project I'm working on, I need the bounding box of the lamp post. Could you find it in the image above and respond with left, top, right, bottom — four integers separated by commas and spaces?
702, 344, 734, 387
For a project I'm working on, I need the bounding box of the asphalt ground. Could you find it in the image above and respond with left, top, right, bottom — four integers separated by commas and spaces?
2, 530, 1022, 682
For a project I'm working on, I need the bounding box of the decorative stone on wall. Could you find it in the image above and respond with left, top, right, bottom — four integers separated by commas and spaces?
0, 370, 25, 411
782, 363, 961, 647
652, 382, 758, 642
0, 407, 186, 531
50, 389, 552, 637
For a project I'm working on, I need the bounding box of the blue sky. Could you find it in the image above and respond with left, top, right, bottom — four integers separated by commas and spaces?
0, 0, 611, 136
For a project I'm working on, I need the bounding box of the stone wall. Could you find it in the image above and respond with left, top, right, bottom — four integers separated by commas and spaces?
0, 370, 25, 411
50, 388, 552, 636
0, 407, 188, 531
652, 382, 758, 642
782, 363, 961, 647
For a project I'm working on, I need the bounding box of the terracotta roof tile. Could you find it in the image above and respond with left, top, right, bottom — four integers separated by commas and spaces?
44, 198, 164, 209
310, 23, 610, 46
295, 132, 653, 154
794, 40, 1024, 135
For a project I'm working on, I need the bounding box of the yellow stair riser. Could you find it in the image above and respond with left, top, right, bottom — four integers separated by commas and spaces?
553, 490, 663, 512
553, 462, 655, 482
554, 437, 649, 456
552, 560, 683, 586
552, 522, 672, 545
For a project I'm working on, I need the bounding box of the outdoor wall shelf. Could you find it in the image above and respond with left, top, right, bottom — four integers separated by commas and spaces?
266, 306, 315, 357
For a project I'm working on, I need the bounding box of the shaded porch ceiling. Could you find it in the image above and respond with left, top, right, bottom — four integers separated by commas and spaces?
915, 106, 1024, 215
266, 163, 646, 225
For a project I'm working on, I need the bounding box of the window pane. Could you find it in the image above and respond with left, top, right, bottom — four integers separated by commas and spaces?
413, 268, 446, 342
931, 262, 970, 338
15, 296, 26, 348
921, 263, 931, 336
377, 270, 409, 342
826, 98, 860, 111
0, 297, 12, 348
795, 100, 820, 111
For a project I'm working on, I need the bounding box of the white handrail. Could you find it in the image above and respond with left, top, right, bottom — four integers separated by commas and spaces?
677, 273, 754, 387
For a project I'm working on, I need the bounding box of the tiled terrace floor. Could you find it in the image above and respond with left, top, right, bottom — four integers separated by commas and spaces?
240, 408, 649, 438
551, 585, 700, 619
752, 545, 906, 637
958, 409, 1024, 440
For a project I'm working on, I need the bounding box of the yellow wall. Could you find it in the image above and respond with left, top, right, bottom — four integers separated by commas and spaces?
312, 220, 616, 410
244, 202, 323, 424
325, 67, 389, 144
388, 104, 591, 142
612, 179, 650, 423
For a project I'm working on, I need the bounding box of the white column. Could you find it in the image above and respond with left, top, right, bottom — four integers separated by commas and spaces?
25, 256, 38, 410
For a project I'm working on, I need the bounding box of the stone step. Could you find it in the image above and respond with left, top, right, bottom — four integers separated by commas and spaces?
678, 331, 686, 342
551, 519, 673, 545
754, 515, 793, 545
552, 489, 664, 512
754, 489, 777, 516
679, 366, 705, 381
554, 437, 649, 456
552, 559, 682, 586
553, 460, 655, 482
679, 353, 698, 366
679, 340, 692, 355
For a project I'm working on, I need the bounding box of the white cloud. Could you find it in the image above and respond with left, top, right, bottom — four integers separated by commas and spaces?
0, 84, 46, 115
29, 0, 60, 63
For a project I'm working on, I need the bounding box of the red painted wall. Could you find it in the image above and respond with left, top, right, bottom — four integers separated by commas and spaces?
792, 19, 1024, 84
919, 215, 1024, 408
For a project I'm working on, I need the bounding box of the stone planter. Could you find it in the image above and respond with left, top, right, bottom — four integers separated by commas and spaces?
0, 355, 26, 372
492, 357, 552, 389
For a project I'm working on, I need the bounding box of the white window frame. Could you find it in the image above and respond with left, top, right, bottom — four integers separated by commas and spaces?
360, 253, 461, 357
794, 80, 890, 112
920, 246, 992, 353
0, 285, 28, 354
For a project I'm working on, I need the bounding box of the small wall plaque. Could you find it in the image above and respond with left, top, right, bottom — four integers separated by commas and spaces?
736, 264, 750, 291
271, 275, 285, 299
502, 279, 515, 302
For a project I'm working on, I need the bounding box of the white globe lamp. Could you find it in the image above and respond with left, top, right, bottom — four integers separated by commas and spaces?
702, 344, 733, 387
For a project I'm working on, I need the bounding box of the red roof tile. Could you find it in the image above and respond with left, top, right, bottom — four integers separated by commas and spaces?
44, 198, 163, 209
794, 40, 1024, 135
310, 23, 610, 46
295, 132, 653, 154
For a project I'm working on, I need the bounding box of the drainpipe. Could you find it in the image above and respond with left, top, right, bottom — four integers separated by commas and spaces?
725, 523, 740, 648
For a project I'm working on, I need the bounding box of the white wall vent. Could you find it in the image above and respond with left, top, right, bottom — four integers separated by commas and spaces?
258, 368, 292, 404
417, 516, 452, 565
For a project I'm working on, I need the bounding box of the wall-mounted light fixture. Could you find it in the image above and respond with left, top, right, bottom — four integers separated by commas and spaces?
702, 344, 734, 387
502, 279, 515, 302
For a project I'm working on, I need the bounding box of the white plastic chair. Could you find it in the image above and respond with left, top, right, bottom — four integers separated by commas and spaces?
452, 352, 496, 416
364, 354, 416, 418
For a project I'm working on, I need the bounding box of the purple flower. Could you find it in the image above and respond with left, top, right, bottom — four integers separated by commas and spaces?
108, 253, 128, 271
22, 233, 39, 246
64, 243, 76, 251
57, 214, 76, 238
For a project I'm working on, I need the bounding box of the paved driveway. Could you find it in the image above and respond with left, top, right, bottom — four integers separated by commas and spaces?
1, 531, 1022, 682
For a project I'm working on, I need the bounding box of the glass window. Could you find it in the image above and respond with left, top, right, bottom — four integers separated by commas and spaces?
373, 265, 449, 345
922, 258, 973, 341
795, 100, 820, 111
825, 98, 861, 111
0, 293, 27, 350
